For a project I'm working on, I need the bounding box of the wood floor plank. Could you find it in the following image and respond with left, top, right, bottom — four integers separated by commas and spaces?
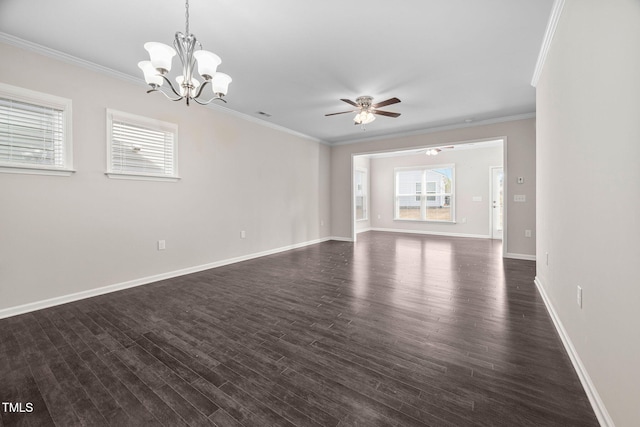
0, 232, 599, 426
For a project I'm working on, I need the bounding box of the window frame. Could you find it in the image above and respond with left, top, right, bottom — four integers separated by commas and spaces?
0, 82, 74, 176
354, 167, 368, 221
394, 164, 456, 223
106, 109, 179, 182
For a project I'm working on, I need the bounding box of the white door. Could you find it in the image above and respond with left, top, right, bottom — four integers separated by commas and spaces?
491, 167, 504, 240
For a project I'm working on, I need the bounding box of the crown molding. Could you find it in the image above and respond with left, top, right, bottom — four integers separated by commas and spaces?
329, 112, 536, 146
0, 32, 327, 145
0, 32, 143, 86
531, 0, 566, 87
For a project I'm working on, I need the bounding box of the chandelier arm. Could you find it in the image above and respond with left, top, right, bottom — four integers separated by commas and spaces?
192, 80, 210, 100
146, 85, 184, 102
193, 95, 227, 105
160, 74, 183, 98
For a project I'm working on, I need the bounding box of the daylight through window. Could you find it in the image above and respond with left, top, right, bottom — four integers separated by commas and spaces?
106, 109, 178, 181
395, 165, 455, 222
0, 83, 73, 175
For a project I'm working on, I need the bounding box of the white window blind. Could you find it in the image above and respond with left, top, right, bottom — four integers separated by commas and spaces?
0, 83, 73, 175
106, 109, 178, 181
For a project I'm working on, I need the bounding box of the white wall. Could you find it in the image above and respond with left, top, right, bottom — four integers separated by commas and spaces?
535, 0, 640, 425
369, 145, 502, 237
0, 42, 331, 313
331, 119, 536, 257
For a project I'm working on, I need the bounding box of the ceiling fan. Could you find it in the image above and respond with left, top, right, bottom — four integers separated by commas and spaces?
425, 146, 455, 156
325, 96, 401, 126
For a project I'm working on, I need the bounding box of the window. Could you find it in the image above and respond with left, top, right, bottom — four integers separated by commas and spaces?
0, 83, 73, 175
106, 109, 179, 181
355, 168, 368, 221
395, 165, 455, 222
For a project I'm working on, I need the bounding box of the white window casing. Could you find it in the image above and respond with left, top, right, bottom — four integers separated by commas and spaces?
106, 109, 179, 182
355, 168, 368, 221
0, 82, 73, 176
394, 164, 455, 222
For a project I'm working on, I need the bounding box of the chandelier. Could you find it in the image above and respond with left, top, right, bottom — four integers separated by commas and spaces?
137, 0, 232, 106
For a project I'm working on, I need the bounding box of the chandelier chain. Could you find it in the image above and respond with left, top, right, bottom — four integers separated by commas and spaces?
185, 0, 190, 36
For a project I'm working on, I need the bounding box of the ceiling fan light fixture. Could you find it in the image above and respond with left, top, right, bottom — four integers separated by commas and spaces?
354, 111, 376, 125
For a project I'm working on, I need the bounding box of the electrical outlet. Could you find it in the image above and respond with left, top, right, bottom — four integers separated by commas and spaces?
158, 240, 166, 250
525, 229, 532, 238
461, 217, 467, 223
240, 230, 246, 239
320, 220, 324, 227
577, 286, 582, 308
377, 214, 381, 219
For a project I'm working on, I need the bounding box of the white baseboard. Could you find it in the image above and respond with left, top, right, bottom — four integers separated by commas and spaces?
534, 277, 614, 427
504, 252, 536, 261
370, 227, 490, 239
0, 236, 336, 320
355, 227, 372, 234
329, 236, 355, 242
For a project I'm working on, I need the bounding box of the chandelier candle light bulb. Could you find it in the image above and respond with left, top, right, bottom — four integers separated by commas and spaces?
138, 0, 232, 105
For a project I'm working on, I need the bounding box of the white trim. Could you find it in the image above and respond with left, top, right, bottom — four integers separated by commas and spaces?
531, 0, 566, 87
0, 236, 344, 320
370, 227, 490, 239
329, 236, 354, 242
502, 138, 509, 258
504, 252, 536, 261
0, 32, 142, 86
0, 81, 74, 173
106, 108, 179, 181
0, 32, 326, 146
0, 165, 75, 176
354, 167, 369, 221
104, 172, 180, 182
394, 164, 456, 222
534, 277, 614, 427
489, 166, 504, 241
356, 227, 372, 234
330, 113, 536, 146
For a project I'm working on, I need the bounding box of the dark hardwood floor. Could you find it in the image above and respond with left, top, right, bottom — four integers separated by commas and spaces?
0, 231, 598, 426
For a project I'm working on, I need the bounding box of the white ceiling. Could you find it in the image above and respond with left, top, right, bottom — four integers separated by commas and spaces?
0, 0, 553, 144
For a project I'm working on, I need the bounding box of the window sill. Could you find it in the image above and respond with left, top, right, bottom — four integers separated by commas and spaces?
0, 165, 76, 176
356, 218, 369, 222
105, 172, 181, 182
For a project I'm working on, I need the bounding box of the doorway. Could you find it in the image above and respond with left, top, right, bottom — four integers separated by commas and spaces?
490, 166, 504, 240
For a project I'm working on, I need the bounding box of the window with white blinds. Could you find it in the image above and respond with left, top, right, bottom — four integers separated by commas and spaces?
106, 109, 179, 181
0, 83, 73, 175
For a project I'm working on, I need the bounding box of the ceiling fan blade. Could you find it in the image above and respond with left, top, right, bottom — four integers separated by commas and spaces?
325, 110, 358, 116
340, 98, 359, 107
372, 109, 401, 118
372, 97, 401, 108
